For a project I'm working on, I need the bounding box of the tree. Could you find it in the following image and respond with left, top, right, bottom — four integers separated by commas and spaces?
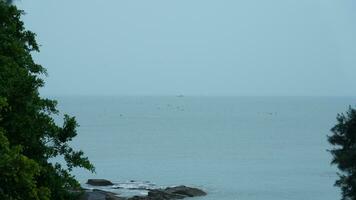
0, 97, 50, 200
0, 1, 94, 199
328, 107, 356, 200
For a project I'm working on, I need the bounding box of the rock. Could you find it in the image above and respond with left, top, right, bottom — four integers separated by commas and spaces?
163, 186, 207, 197
147, 189, 186, 200
87, 179, 114, 186
80, 189, 125, 200
126, 186, 206, 200
79, 190, 106, 200
105, 193, 125, 200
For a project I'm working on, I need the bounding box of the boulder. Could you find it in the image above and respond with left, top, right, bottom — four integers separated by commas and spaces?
79, 190, 106, 200
87, 179, 114, 186
147, 189, 186, 200
80, 189, 125, 200
126, 186, 206, 200
163, 186, 207, 197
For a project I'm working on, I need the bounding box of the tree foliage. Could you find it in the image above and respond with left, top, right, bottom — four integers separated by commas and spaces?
329, 107, 356, 200
0, 1, 94, 199
0, 97, 50, 200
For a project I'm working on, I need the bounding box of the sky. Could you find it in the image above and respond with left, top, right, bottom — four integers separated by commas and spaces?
17, 0, 356, 96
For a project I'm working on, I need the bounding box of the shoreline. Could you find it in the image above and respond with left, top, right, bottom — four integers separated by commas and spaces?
80, 179, 207, 200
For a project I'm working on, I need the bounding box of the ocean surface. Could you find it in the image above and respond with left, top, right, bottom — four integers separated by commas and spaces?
54, 96, 356, 200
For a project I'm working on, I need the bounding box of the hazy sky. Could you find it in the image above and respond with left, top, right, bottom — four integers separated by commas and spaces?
17, 0, 356, 96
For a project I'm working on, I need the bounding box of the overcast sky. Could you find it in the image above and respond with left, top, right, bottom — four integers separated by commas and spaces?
17, 0, 356, 96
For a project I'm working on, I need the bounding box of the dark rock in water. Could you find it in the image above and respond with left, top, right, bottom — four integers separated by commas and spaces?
80, 190, 106, 200
147, 189, 186, 199
164, 185, 207, 197
80, 189, 124, 200
87, 179, 114, 186
126, 186, 206, 200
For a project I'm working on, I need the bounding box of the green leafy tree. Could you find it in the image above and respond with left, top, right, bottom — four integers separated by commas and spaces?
328, 107, 356, 200
0, 1, 94, 199
0, 97, 50, 200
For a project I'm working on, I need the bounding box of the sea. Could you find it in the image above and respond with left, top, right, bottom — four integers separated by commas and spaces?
53, 96, 355, 200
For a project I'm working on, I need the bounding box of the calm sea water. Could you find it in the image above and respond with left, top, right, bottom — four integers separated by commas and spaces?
54, 96, 355, 200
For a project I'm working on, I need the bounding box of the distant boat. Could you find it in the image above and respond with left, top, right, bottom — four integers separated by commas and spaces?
176, 95, 184, 98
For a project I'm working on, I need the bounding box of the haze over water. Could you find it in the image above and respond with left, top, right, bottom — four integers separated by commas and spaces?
54, 96, 355, 200
18, 0, 356, 97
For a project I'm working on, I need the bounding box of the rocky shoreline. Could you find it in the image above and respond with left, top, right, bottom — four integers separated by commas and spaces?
80, 179, 207, 200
